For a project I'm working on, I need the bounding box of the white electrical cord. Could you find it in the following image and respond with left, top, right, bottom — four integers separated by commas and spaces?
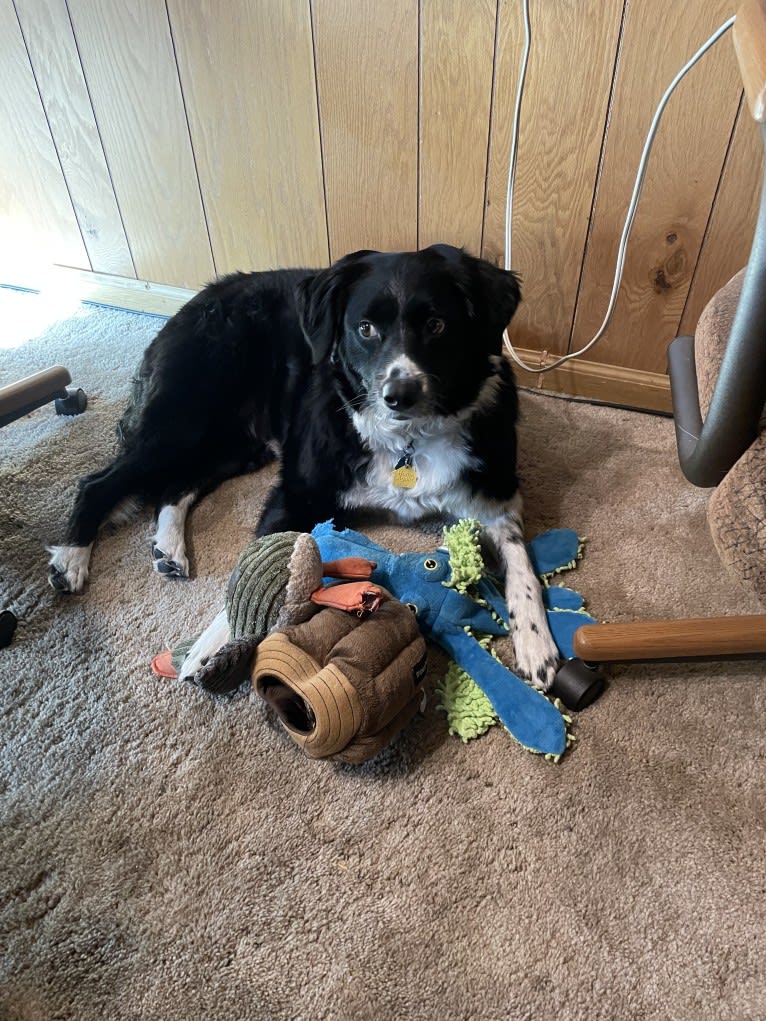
502, 1, 736, 374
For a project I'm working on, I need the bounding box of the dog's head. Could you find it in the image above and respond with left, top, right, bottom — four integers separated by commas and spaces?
296, 244, 521, 419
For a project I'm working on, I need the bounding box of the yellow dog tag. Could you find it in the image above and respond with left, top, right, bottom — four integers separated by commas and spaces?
392, 448, 417, 489
392, 464, 417, 489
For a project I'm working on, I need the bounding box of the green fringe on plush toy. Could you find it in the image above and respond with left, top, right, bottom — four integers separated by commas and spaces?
434, 518, 585, 744
435, 521, 503, 740
440, 519, 485, 596
437, 641, 498, 741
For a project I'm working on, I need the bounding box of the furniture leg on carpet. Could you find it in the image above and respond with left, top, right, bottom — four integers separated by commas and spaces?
573, 615, 766, 662
1, 366, 87, 647
0, 365, 86, 428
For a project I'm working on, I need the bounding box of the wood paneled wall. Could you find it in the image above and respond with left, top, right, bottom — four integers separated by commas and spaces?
1, 0, 761, 407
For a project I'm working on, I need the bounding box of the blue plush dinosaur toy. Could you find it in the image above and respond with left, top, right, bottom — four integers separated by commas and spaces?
312, 520, 595, 760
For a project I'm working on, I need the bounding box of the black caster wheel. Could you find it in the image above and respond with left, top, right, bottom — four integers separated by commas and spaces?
55, 387, 87, 416
550, 657, 607, 712
0, 610, 18, 649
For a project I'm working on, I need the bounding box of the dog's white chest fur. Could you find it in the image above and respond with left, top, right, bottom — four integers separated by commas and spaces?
341, 412, 479, 521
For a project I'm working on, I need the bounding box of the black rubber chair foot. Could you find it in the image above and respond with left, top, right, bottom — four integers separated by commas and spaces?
550, 657, 608, 712
0, 610, 18, 649
55, 387, 87, 416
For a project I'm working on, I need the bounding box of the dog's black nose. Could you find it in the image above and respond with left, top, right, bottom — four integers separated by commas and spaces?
382, 377, 422, 411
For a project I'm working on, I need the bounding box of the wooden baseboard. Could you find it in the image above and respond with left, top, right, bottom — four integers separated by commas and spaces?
2, 265, 195, 317
2, 266, 672, 412
64, 268, 196, 316
510, 346, 672, 413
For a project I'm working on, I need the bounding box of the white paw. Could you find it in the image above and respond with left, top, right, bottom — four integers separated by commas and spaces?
151, 542, 189, 579
47, 544, 93, 593
152, 496, 194, 580
512, 625, 560, 692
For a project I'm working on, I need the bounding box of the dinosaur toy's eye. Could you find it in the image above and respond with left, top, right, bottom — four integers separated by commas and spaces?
424, 559, 438, 571
406, 603, 418, 615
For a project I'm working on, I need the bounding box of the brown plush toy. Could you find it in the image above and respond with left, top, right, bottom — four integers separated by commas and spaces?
254, 599, 428, 764
154, 531, 428, 764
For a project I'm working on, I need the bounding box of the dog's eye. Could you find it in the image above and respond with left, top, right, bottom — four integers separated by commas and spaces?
426, 317, 445, 336
358, 321, 378, 340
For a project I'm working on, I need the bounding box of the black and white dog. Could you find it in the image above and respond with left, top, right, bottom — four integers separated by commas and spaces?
48, 244, 559, 688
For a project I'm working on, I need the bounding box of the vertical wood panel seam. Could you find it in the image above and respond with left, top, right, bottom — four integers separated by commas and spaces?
678, 90, 745, 331
164, 0, 216, 277
416, 0, 421, 249
63, 0, 136, 277
13, 0, 92, 270
566, 0, 629, 356
480, 0, 502, 259
308, 0, 331, 266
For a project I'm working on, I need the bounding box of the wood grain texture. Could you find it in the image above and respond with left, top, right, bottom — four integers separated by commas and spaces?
50, 266, 196, 316
1, 0, 760, 411
167, 0, 328, 273
733, 0, 766, 121
66, 0, 214, 288
313, 0, 418, 258
419, 0, 496, 254
0, 0, 88, 274
13, 0, 134, 277
574, 614, 766, 660
570, 0, 744, 374
680, 99, 765, 334
483, 0, 625, 355
509, 347, 672, 413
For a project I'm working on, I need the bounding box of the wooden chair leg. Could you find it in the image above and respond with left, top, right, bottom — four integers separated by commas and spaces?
0, 366, 71, 427
573, 614, 766, 662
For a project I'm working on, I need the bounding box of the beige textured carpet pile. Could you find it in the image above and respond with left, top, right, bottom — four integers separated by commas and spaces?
1, 290, 764, 1021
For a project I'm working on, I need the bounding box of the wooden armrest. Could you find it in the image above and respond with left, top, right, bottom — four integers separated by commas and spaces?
734, 0, 766, 121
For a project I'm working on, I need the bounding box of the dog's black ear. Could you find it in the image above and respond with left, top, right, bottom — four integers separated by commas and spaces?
296, 250, 373, 365
466, 255, 522, 332
425, 245, 522, 333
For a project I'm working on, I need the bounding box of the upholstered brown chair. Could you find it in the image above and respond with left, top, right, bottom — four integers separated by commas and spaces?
569, 0, 766, 676
689, 269, 766, 603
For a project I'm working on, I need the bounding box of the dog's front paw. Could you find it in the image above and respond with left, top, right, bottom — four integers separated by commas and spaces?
151, 543, 189, 579
47, 545, 92, 593
513, 626, 559, 692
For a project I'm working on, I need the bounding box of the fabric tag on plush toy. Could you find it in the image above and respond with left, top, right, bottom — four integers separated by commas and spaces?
392, 451, 417, 489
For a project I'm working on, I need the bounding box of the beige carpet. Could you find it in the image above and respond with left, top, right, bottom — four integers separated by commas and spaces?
1, 291, 764, 1021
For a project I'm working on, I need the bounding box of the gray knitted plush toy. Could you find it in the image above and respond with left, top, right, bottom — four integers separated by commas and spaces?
158, 531, 382, 695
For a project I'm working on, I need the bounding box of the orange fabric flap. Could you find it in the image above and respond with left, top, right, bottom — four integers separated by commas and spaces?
151, 650, 178, 679
310, 582, 384, 615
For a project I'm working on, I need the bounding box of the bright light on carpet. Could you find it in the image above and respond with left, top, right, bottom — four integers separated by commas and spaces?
0, 281, 84, 350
